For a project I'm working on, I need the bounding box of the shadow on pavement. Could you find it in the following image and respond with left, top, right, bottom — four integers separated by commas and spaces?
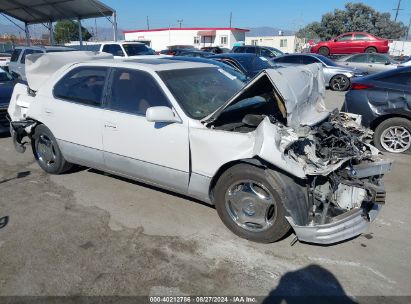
262, 264, 356, 304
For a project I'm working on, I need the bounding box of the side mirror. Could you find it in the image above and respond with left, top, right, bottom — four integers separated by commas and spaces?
385, 61, 391, 65
146, 106, 180, 123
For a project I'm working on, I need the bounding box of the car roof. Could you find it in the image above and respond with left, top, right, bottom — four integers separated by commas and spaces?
15, 45, 73, 51
209, 53, 258, 59
75, 58, 216, 72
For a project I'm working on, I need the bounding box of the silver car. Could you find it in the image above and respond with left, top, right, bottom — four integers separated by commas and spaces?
336, 53, 398, 74
272, 53, 366, 91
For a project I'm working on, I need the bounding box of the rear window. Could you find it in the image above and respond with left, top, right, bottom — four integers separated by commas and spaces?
21, 49, 43, 64
10, 49, 22, 62
53, 67, 108, 107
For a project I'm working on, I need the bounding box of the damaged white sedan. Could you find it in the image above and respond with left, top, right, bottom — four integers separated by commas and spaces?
8, 52, 393, 244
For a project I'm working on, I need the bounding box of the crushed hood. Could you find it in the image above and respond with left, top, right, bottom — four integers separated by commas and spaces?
202, 63, 330, 129
25, 51, 113, 91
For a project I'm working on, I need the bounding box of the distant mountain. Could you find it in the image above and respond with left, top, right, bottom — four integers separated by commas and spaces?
246, 26, 295, 37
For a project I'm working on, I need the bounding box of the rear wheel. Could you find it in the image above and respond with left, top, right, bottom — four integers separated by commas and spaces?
214, 164, 291, 243
32, 125, 73, 174
330, 74, 350, 91
365, 47, 377, 53
318, 47, 329, 56
374, 117, 411, 153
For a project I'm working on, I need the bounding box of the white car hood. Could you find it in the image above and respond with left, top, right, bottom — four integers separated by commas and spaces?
25, 51, 113, 91
202, 63, 330, 129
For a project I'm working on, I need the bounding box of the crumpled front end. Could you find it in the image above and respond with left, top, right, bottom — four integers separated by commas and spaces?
257, 110, 392, 244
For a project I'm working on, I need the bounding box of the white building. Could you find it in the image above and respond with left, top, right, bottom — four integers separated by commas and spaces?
245, 35, 304, 53
389, 40, 411, 56
124, 27, 249, 51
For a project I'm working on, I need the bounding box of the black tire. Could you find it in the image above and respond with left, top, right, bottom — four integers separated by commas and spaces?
373, 117, 411, 154
32, 124, 73, 174
329, 74, 350, 91
365, 47, 377, 53
214, 164, 292, 243
318, 46, 329, 56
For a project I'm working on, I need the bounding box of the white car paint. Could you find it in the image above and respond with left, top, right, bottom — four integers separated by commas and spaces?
7, 52, 392, 244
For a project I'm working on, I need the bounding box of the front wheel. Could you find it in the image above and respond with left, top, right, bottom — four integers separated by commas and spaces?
374, 117, 411, 153
214, 164, 291, 243
32, 124, 73, 174
330, 74, 350, 91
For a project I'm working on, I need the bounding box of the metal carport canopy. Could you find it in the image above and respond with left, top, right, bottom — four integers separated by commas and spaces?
0, 0, 118, 44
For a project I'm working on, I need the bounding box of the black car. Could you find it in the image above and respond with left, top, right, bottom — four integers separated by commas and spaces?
0, 68, 15, 132
343, 66, 411, 153
173, 50, 213, 58
208, 53, 275, 78
165, 56, 248, 82
200, 46, 230, 54
232, 45, 284, 59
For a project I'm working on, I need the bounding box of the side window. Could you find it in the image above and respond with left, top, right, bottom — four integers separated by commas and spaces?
233, 47, 244, 53
53, 67, 108, 107
369, 54, 388, 64
108, 68, 170, 115
245, 47, 256, 54
347, 54, 368, 62
21, 49, 43, 64
377, 72, 411, 86
354, 34, 370, 40
336, 34, 352, 42
279, 56, 301, 64
102, 44, 124, 57
302, 56, 318, 64
260, 48, 275, 58
10, 49, 22, 62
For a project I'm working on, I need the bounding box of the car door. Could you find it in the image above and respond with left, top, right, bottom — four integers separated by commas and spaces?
343, 54, 369, 71
333, 33, 354, 54
102, 67, 190, 193
352, 33, 369, 53
43, 66, 109, 169
368, 54, 395, 73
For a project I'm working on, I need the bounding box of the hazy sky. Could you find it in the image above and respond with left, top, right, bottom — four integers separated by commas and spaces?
99, 0, 411, 31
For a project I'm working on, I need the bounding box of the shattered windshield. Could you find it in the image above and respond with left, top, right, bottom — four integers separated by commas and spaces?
158, 67, 245, 119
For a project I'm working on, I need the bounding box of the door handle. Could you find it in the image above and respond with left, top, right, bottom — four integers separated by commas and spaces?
104, 122, 117, 129
44, 108, 53, 115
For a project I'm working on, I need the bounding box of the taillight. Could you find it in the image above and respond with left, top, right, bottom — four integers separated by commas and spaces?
351, 82, 374, 90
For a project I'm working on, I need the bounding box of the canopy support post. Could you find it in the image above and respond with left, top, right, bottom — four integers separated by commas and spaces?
112, 11, 118, 41
49, 21, 54, 45
25, 22, 30, 46
78, 18, 83, 48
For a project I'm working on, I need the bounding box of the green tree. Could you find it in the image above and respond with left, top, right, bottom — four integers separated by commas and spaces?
54, 20, 92, 44
296, 2, 408, 40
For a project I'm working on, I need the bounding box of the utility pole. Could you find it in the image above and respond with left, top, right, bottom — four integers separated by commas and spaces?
393, 0, 403, 21
229, 12, 232, 28
94, 18, 98, 41
177, 19, 183, 28
146, 16, 150, 30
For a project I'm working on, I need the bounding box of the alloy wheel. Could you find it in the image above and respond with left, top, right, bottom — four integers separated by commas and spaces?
380, 126, 411, 153
224, 180, 276, 232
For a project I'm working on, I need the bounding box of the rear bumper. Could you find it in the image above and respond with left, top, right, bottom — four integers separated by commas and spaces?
287, 204, 380, 244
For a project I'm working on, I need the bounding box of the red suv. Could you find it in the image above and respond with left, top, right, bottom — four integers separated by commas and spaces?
310, 32, 389, 56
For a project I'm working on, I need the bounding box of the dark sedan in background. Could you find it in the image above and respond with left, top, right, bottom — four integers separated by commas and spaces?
343, 66, 411, 153
0, 68, 15, 132
208, 53, 276, 78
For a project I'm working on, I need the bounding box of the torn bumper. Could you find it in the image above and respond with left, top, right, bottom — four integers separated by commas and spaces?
287, 204, 380, 244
